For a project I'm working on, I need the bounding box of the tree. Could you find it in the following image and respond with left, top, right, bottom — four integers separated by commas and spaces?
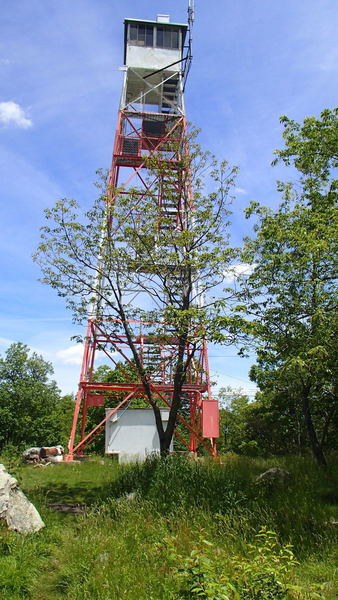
238, 108, 337, 466
217, 387, 253, 455
0, 342, 63, 450
51, 393, 76, 448
217, 386, 281, 456
34, 134, 241, 454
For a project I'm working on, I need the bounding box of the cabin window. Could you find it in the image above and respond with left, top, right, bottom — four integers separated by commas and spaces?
156, 27, 179, 50
129, 24, 154, 47
128, 23, 180, 50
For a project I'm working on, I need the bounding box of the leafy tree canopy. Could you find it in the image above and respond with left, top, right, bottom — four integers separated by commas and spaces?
34, 132, 243, 453
237, 108, 337, 466
0, 342, 64, 450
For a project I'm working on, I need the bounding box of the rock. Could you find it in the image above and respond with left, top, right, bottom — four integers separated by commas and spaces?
39, 446, 64, 463
324, 520, 338, 527
98, 552, 109, 564
125, 492, 137, 502
22, 447, 40, 464
49, 503, 86, 514
22, 445, 64, 464
0, 464, 45, 533
255, 467, 291, 484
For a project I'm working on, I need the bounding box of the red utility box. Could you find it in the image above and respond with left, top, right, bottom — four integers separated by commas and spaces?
202, 400, 219, 438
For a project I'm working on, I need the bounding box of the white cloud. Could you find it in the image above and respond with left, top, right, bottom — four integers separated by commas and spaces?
0, 101, 32, 128
223, 263, 256, 282
55, 343, 119, 367
235, 187, 247, 195
56, 344, 84, 365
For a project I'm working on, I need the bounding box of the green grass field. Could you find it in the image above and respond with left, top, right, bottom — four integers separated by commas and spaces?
0, 454, 337, 599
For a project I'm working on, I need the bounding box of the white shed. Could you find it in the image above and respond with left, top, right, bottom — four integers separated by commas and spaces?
105, 408, 172, 463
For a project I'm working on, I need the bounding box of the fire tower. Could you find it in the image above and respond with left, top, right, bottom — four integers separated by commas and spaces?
66, 7, 220, 461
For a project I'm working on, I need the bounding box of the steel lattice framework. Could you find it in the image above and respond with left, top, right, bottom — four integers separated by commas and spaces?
66, 11, 219, 461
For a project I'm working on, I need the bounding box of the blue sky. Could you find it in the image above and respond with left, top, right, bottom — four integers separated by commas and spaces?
0, 0, 337, 397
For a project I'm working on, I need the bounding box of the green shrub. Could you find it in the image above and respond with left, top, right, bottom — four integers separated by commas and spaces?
173, 528, 319, 600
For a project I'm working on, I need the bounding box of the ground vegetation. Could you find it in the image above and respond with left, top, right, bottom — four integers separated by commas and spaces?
0, 454, 336, 599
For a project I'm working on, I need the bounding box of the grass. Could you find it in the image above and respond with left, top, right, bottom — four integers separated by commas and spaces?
0, 454, 337, 599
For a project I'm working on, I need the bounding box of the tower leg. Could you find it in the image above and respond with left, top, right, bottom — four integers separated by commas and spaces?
65, 388, 83, 462
211, 438, 217, 457
79, 401, 88, 455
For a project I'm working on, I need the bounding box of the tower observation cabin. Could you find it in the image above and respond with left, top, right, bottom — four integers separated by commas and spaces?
122, 15, 188, 115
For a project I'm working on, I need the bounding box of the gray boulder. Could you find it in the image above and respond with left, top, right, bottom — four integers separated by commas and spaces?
255, 467, 291, 484
0, 464, 45, 533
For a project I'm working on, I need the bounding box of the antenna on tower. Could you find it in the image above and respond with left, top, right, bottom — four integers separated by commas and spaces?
188, 0, 195, 26
183, 0, 195, 90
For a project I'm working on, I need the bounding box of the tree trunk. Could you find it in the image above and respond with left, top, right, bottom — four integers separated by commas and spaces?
158, 376, 184, 455
159, 331, 191, 454
320, 404, 336, 449
302, 385, 327, 468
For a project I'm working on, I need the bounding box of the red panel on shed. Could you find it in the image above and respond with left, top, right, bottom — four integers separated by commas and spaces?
202, 400, 219, 438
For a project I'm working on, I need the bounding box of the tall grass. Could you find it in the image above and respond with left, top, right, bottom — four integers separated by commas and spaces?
108, 453, 337, 552
0, 454, 336, 599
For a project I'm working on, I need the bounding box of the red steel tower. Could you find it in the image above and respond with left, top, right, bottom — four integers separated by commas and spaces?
66, 8, 219, 461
